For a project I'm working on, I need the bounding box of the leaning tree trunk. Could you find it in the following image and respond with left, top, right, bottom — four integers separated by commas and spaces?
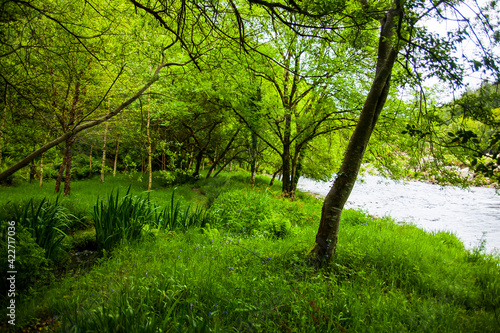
309, 9, 399, 264
0, 61, 166, 182
192, 150, 203, 178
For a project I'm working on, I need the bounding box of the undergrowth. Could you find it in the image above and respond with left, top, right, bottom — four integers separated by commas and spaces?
1, 172, 499, 332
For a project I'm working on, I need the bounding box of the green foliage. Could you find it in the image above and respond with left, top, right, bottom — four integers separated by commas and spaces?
155, 170, 196, 187
0, 222, 49, 296
15, 219, 500, 332
11, 197, 70, 261
209, 189, 308, 238
153, 190, 211, 231
92, 188, 154, 253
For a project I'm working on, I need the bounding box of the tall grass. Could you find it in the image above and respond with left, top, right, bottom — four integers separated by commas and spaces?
6, 173, 500, 332
12, 197, 70, 261
16, 220, 500, 332
153, 190, 211, 231
93, 188, 213, 253
93, 188, 155, 253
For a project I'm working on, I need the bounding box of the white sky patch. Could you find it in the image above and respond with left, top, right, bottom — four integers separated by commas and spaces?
409, 0, 499, 102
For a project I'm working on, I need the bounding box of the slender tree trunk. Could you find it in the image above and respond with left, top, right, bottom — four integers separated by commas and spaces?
192, 150, 203, 178
89, 144, 93, 173
290, 148, 305, 198
309, 9, 399, 264
250, 131, 258, 187
113, 134, 121, 177
147, 99, 152, 190
101, 121, 109, 182
270, 166, 282, 186
206, 129, 240, 179
29, 160, 36, 183
39, 153, 44, 187
206, 160, 216, 178
281, 131, 292, 195
214, 153, 242, 178
55, 154, 67, 193
281, 51, 293, 197
63, 137, 75, 196
0, 86, 7, 169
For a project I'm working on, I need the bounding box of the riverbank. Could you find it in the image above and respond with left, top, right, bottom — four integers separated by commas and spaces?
1, 172, 499, 332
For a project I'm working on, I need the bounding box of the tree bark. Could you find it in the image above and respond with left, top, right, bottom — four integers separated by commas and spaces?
192, 150, 203, 178
309, 8, 400, 264
113, 134, 121, 177
0, 86, 6, 170
250, 131, 258, 187
147, 92, 152, 190
101, 121, 109, 182
39, 153, 44, 187
63, 137, 75, 195
29, 160, 36, 183
290, 147, 305, 198
54, 153, 67, 193
89, 144, 93, 173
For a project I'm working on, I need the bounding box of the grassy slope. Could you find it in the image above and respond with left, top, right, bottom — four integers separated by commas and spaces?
2, 172, 500, 332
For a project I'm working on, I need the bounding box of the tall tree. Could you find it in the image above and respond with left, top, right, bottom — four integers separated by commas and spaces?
0, 0, 206, 183
144, 0, 499, 263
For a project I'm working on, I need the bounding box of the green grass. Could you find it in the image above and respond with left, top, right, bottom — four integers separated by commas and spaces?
1, 171, 499, 332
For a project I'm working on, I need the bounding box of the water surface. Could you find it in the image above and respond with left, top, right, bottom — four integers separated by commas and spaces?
297, 175, 500, 254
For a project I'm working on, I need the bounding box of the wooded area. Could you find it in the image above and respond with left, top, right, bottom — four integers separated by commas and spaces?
1, 0, 499, 263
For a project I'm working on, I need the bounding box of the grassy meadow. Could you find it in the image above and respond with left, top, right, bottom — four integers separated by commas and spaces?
1, 171, 499, 332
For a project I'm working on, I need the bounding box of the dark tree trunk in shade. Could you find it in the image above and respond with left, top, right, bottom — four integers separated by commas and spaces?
63, 137, 75, 196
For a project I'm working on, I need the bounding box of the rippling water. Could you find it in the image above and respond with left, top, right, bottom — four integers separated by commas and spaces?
297, 175, 500, 254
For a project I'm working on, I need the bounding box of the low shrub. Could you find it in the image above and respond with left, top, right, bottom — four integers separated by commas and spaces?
209, 189, 296, 238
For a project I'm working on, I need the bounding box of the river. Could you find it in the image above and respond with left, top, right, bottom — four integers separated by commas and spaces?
297, 175, 500, 254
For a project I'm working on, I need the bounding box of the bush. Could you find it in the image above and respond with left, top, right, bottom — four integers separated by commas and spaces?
209, 189, 294, 238
154, 170, 196, 187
